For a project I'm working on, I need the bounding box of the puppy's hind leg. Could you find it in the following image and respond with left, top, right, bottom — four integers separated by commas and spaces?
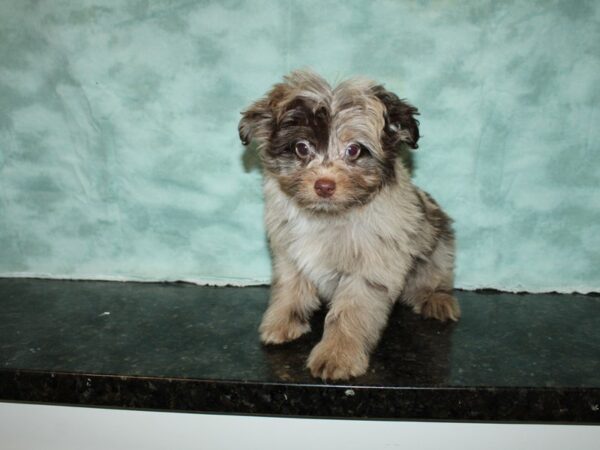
403, 239, 460, 322
260, 256, 321, 345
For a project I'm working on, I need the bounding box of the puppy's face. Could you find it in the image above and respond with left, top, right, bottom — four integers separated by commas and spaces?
239, 71, 420, 213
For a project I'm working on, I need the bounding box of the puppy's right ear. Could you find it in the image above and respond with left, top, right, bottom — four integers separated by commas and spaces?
238, 98, 273, 147
239, 83, 291, 148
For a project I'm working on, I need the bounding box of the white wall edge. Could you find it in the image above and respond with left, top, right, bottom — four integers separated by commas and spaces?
1, 402, 599, 450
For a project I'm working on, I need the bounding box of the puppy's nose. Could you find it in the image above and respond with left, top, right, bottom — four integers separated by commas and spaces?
314, 178, 336, 198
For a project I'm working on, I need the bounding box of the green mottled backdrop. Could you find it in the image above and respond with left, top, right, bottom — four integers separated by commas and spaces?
0, 0, 598, 292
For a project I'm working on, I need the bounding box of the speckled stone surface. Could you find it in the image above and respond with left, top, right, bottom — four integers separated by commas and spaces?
0, 278, 599, 422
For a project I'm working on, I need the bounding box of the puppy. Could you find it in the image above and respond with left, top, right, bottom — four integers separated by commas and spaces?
239, 70, 459, 380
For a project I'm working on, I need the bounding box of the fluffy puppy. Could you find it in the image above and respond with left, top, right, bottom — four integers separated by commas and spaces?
239, 70, 459, 380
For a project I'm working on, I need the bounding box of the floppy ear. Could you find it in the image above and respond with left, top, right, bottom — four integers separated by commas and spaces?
238, 98, 273, 147
372, 85, 420, 149
238, 82, 292, 148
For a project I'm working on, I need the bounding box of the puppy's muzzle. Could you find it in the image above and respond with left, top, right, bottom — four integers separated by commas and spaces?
314, 178, 336, 198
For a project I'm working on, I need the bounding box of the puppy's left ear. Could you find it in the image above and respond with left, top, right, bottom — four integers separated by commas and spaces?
372, 85, 420, 149
238, 98, 273, 147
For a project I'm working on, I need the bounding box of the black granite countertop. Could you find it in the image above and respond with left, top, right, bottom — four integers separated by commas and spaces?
0, 278, 599, 422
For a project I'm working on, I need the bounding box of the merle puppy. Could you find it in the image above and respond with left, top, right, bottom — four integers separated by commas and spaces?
239, 70, 459, 380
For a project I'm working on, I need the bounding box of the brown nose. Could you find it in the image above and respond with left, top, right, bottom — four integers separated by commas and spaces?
314, 178, 336, 198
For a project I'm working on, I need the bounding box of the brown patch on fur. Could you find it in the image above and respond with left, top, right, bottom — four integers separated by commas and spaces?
277, 160, 384, 213
239, 71, 332, 152
372, 85, 420, 149
276, 172, 305, 201
332, 167, 382, 210
416, 189, 454, 242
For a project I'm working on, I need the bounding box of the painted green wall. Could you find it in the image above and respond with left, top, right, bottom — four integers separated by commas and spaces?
0, 0, 598, 292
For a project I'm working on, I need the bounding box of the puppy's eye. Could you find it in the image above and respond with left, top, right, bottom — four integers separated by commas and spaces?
345, 143, 361, 160
294, 140, 311, 158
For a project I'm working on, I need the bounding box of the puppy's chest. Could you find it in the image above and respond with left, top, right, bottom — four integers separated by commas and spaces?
290, 220, 357, 270
276, 214, 393, 277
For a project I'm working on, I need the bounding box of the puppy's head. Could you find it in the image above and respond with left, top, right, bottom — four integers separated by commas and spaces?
239, 70, 419, 213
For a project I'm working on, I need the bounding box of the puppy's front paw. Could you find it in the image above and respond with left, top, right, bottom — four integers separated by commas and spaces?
259, 314, 311, 345
418, 292, 461, 322
307, 337, 369, 381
